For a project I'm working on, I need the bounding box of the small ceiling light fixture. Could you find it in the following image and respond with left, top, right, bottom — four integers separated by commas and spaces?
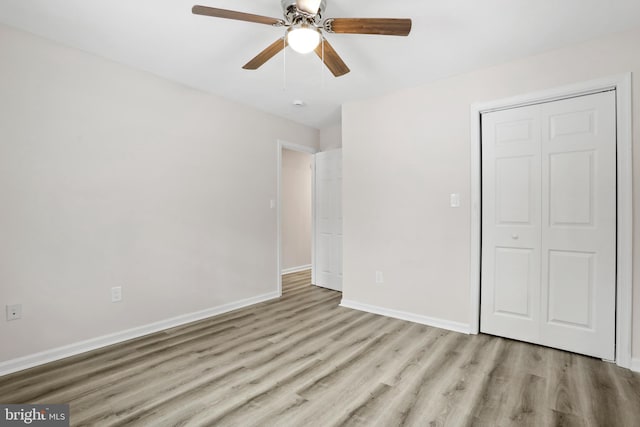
293, 99, 306, 106
286, 23, 321, 54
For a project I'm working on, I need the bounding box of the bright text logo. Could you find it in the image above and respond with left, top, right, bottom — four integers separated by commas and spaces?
1, 404, 69, 426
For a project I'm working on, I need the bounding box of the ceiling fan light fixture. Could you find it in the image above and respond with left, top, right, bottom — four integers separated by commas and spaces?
286, 24, 321, 54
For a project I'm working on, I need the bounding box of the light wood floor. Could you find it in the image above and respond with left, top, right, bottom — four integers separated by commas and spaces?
1, 270, 639, 426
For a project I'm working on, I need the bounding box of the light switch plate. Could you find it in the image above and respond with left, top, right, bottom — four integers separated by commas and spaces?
111, 286, 122, 303
375, 271, 384, 284
450, 193, 461, 208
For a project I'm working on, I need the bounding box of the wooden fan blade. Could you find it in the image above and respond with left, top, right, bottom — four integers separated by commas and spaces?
326, 18, 412, 36
296, 0, 322, 15
192, 5, 285, 26
314, 39, 350, 77
243, 39, 287, 70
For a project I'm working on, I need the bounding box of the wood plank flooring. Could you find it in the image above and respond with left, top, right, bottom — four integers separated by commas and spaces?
1, 270, 639, 426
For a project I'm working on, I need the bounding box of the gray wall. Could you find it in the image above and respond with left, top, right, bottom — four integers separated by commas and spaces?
343, 28, 640, 358
0, 24, 319, 363
281, 149, 312, 271
320, 123, 342, 151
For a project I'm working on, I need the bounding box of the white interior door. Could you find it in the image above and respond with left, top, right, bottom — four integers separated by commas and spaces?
314, 149, 342, 291
481, 91, 616, 360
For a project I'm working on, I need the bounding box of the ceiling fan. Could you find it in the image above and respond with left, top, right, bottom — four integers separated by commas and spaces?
192, 0, 412, 77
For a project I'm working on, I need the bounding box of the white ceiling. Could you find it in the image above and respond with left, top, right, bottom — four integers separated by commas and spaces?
1, 0, 639, 129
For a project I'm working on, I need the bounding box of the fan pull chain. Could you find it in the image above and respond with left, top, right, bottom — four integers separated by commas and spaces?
321, 36, 325, 88
282, 36, 287, 91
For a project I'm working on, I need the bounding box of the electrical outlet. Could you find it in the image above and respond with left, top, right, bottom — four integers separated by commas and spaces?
375, 271, 384, 284
111, 286, 122, 303
6, 304, 22, 321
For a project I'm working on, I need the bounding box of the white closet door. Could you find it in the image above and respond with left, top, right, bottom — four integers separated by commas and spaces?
481, 104, 542, 343
314, 149, 342, 291
481, 91, 616, 360
539, 93, 616, 359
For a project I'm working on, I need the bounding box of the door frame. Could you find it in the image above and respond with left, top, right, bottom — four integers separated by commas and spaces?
469, 73, 633, 369
276, 140, 318, 296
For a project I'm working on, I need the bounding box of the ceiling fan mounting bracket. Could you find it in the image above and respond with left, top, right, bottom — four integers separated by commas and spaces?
281, 0, 326, 24
322, 18, 334, 32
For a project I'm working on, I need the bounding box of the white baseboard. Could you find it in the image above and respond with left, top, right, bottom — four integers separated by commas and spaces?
0, 291, 280, 377
340, 299, 471, 335
281, 264, 312, 275
631, 358, 640, 373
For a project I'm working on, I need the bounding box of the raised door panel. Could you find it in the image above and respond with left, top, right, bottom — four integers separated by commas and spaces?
549, 151, 595, 227
334, 234, 343, 284
493, 247, 533, 319
547, 250, 594, 329
317, 234, 332, 274
496, 119, 534, 146
496, 156, 534, 225
549, 110, 596, 140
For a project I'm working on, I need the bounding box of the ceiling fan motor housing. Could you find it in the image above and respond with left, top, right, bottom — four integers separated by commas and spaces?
281, 0, 326, 24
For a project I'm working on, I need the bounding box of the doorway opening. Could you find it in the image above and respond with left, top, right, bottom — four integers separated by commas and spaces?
277, 141, 317, 296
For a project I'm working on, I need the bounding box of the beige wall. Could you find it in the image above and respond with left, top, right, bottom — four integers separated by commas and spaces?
0, 24, 319, 363
343, 28, 640, 358
281, 149, 312, 271
320, 123, 342, 151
